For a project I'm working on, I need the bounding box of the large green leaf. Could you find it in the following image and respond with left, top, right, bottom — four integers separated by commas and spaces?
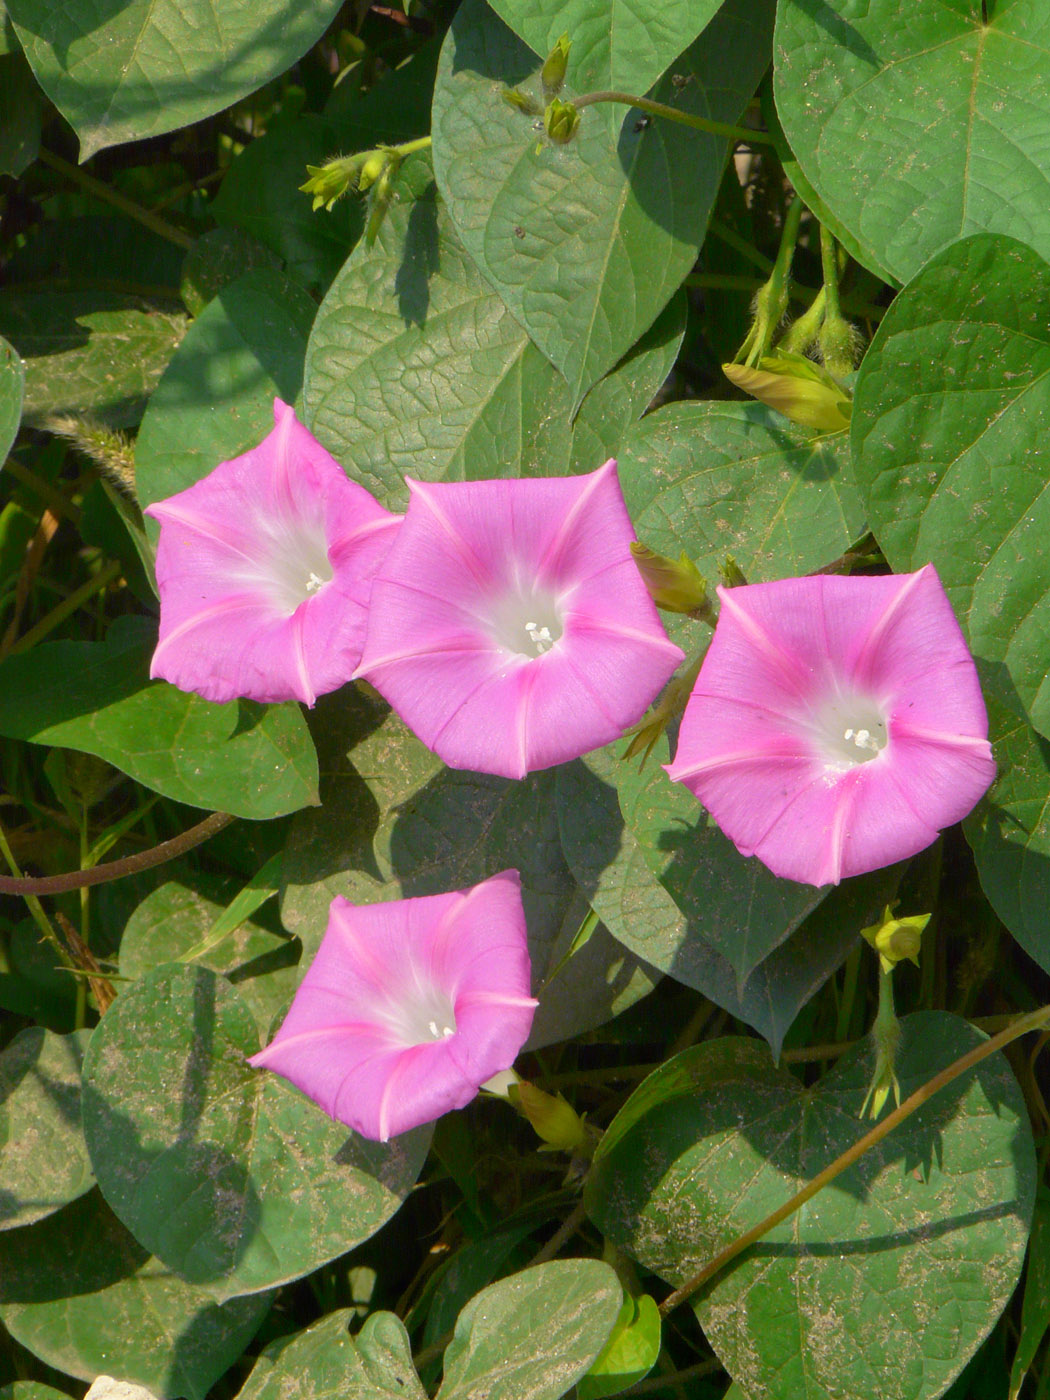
82, 963, 431, 1302
431, 0, 773, 409
1011, 1192, 1050, 1400
119, 877, 300, 1034
305, 157, 686, 506
851, 235, 1050, 735
0, 288, 185, 429
775, 0, 1050, 285
586, 1015, 1035, 1400
281, 689, 657, 1049
485, 0, 723, 95
0, 331, 23, 460
618, 735, 826, 989
136, 268, 316, 516
557, 748, 897, 1055
964, 698, 1050, 975
237, 1309, 426, 1400
0, 618, 319, 819
620, 400, 864, 577
6, 0, 342, 160
305, 158, 571, 508
0, 1029, 93, 1230
0, 1190, 271, 1400
436, 1261, 623, 1400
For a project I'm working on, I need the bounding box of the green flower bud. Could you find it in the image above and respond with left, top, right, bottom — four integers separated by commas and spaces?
300, 154, 367, 212
719, 555, 748, 589
502, 86, 542, 116
356, 151, 388, 193
544, 98, 580, 144
723, 351, 851, 434
510, 1079, 593, 1157
630, 541, 708, 616
541, 33, 571, 97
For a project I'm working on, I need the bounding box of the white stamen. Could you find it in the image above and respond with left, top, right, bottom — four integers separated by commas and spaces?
427, 1019, 455, 1040
524, 621, 554, 653
305, 570, 327, 594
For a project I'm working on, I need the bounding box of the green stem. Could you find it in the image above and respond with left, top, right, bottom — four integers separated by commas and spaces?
736, 196, 803, 367
0, 811, 235, 896
0, 816, 74, 970
624, 1359, 721, 1395
1, 457, 83, 525
819, 223, 844, 325
389, 136, 432, 157
37, 149, 195, 251
658, 1001, 1050, 1317
5, 560, 122, 657
684, 273, 885, 323
707, 218, 774, 273
572, 91, 774, 146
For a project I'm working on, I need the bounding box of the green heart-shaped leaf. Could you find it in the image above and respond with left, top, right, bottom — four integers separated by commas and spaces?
775, 0, 1050, 284
82, 963, 430, 1302
586, 1014, 1035, 1400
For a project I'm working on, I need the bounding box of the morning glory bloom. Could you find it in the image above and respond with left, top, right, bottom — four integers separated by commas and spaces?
354, 462, 685, 778
248, 871, 538, 1142
146, 400, 400, 706
665, 566, 996, 886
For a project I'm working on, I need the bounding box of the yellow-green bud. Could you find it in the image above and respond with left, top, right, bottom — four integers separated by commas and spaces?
719, 555, 748, 589
630, 542, 708, 616
300, 155, 367, 212
544, 98, 580, 144
357, 151, 388, 193
510, 1080, 592, 1157
861, 905, 930, 975
722, 351, 851, 434
541, 33, 571, 97
502, 86, 541, 116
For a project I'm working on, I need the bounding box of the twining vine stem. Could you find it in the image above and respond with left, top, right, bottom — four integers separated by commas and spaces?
0, 811, 235, 895
571, 91, 774, 146
658, 1001, 1050, 1316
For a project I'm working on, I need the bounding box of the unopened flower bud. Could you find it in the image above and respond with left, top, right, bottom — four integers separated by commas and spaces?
300, 154, 369, 212
541, 33, 571, 97
502, 87, 541, 116
630, 542, 709, 617
510, 1079, 593, 1157
722, 351, 851, 434
861, 904, 930, 975
818, 313, 862, 380
718, 555, 748, 589
357, 151, 388, 193
544, 98, 580, 145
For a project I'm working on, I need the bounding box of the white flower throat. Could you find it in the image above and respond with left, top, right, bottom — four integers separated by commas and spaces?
490, 588, 565, 658
814, 693, 889, 771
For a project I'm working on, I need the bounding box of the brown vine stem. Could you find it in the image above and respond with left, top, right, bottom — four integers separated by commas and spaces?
658, 1002, 1050, 1318
0, 811, 235, 896
37, 149, 195, 251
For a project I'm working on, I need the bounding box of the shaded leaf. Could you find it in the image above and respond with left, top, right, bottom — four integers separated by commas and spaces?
0, 1191, 271, 1400
586, 1015, 1035, 1400
0, 618, 319, 820
136, 268, 316, 516
0, 1029, 93, 1230
81, 963, 430, 1301
237, 1308, 426, 1400
0, 331, 24, 460
7, 0, 343, 159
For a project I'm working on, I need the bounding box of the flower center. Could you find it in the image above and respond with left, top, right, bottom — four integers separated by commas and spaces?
489, 590, 564, 658
391, 987, 459, 1048
814, 693, 889, 771
263, 525, 335, 613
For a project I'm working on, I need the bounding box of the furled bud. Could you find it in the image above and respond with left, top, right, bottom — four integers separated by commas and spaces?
722, 351, 851, 434
502, 87, 542, 116
541, 33, 571, 97
356, 151, 388, 194
718, 555, 748, 589
510, 1079, 594, 1158
630, 542, 709, 617
861, 904, 930, 975
300, 154, 369, 211
544, 98, 581, 144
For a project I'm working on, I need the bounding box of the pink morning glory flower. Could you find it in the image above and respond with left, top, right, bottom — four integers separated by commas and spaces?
353, 462, 685, 778
247, 870, 538, 1142
145, 400, 400, 706
665, 566, 996, 887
